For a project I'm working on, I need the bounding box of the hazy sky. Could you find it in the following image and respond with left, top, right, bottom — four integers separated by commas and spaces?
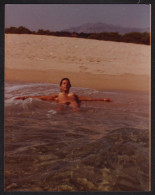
5, 4, 150, 31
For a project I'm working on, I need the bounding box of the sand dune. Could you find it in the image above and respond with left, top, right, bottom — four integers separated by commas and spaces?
5, 34, 151, 91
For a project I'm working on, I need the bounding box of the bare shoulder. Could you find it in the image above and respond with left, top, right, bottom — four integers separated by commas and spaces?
68, 93, 79, 102
68, 92, 75, 97
58, 92, 64, 97
68, 93, 79, 99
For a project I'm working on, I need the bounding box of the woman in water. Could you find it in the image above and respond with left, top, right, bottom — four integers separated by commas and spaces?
15, 78, 112, 109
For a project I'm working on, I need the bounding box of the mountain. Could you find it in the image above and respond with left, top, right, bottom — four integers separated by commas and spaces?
63, 23, 150, 34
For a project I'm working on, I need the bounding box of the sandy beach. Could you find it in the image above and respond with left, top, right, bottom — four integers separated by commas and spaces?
5, 34, 151, 91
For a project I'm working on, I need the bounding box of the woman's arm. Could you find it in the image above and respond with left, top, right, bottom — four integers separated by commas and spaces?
78, 96, 112, 102
15, 94, 58, 101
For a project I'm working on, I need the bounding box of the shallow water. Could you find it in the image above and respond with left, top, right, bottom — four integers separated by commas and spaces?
5, 82, 150, 191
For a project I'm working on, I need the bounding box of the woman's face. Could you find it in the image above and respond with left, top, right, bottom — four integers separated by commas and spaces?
60, 79, 70, 93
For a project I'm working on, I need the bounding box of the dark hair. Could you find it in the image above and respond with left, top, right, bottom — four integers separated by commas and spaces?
60, 78, 71, 88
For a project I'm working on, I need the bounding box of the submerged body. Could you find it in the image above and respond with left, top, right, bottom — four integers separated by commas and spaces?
15, 78, 111, 110
56, 92, 79, 107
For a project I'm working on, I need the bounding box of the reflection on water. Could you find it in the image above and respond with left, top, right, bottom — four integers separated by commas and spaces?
5, 82, 150, 191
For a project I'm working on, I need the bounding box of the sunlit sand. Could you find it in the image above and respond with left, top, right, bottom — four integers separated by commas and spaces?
5, 34, 151, 91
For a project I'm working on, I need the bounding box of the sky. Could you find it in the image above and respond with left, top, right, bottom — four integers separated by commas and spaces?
5, 4, 151, 31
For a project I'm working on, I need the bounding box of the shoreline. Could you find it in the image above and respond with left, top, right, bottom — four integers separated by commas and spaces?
5, 68, 150, 92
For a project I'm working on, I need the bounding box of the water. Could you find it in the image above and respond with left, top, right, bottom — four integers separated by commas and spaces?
5, 81, 150, 191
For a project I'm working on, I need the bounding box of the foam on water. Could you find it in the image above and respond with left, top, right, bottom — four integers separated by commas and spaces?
48, 109, 57, 115
5, 82, 59, 98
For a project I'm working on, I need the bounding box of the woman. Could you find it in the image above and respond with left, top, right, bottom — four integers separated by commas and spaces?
15, 78, 112, 109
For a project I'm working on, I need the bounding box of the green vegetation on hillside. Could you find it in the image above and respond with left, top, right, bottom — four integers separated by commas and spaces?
5, 26, 150, 45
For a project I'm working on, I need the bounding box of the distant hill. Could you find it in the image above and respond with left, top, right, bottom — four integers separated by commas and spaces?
63, 23, 150, 34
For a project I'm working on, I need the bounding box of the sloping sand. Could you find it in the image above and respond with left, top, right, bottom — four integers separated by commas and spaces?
5, 34, 151, 91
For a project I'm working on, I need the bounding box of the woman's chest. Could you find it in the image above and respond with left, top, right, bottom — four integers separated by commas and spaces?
58, 94, 73, 103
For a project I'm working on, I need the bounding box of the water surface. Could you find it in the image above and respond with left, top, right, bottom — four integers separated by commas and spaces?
5, 82, 150, 191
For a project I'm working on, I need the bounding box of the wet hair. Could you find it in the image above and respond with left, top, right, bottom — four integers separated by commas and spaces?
60, 78, 71, 88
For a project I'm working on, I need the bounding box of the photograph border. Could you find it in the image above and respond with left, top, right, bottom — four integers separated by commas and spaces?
0, 0, 154, 194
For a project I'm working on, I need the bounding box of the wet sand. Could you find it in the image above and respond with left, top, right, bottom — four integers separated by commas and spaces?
5, 68, 149, 91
